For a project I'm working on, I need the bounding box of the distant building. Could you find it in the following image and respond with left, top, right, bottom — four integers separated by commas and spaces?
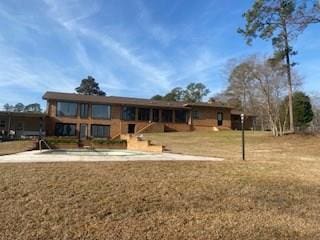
0, 111, 45, 139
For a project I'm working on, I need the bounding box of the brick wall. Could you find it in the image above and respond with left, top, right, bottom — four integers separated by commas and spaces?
45, 100, 233, 138
192, 107, 231, 129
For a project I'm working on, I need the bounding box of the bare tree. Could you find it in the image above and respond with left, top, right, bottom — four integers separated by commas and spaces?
217, 56, 302, 136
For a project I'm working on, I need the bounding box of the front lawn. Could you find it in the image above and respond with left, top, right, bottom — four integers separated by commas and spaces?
144, 131, 320, 160
1, 131, 319, 239
0, 140, 34, 156
1, 159, 320, 239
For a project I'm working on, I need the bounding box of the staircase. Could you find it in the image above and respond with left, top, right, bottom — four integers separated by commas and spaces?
136, 122, 165, 134
120, 134, 164, 153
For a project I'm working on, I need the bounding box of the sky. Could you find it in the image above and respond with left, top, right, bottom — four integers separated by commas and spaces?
0, 0, 319, 108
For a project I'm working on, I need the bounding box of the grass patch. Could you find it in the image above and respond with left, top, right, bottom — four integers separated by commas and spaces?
0, 140, 34, 156
0, 160, 319, 239
1, 131, 320, 239
144, 131, 320, 161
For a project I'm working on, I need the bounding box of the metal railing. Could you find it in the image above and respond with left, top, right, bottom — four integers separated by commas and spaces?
39, 139, 52, 151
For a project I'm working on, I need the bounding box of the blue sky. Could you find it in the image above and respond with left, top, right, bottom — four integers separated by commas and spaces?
0, 0, 319, 108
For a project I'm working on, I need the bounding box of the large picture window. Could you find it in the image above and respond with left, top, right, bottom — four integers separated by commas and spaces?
175, 110, 188, 123
162, 110, 173, 123
138, 108, 150, 121
91, 125, 110, 138
122, 106, 136, 121
56, 102, 77, 117
92, 104, 111, 119
55, 123, 76, 136
80, 104, 89, 118
0, 120, 5, 128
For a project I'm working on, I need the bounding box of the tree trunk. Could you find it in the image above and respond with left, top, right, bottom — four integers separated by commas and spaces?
282, 20, 295, 133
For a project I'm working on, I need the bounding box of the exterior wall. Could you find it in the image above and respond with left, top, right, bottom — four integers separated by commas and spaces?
46, 100, 122, 137
0, 113, 45, 137
45, 100, 233, 138
231, 115, 256, 130
164, 123, 191, 132
192, 107, 231, 130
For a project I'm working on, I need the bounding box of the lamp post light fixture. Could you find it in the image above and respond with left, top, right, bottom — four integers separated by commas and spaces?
241, 113, 245, 161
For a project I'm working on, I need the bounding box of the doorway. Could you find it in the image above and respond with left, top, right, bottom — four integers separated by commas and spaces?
80, 124, 88, 139
217, 112, 223, 126
128, 124, 135, 134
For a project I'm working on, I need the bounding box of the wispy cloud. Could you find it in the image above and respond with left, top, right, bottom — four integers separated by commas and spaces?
136, 0, 176, 46
43, 0, 174, 92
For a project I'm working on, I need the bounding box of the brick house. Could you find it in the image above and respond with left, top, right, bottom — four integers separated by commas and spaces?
43, 91, 236, 139
0, 111, 45, 139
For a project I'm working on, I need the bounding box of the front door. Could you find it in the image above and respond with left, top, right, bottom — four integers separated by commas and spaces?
80, 124, 88, 139
217, 112, 223, 126
128, 124, 135, 134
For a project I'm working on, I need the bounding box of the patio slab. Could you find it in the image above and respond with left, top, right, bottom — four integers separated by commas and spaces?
0, 150, 223, 163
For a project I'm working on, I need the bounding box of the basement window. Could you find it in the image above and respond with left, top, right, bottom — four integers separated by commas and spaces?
0, 120, 5, 128
55, 123, 76, 136
91, 125, 110, 138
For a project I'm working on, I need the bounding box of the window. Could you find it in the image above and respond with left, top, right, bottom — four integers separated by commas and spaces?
55, 123, 76, 136
162, 110, 173, 122
175, 110, 188, 123
92, 104, 111, 119
122, 106, 136, 121
138, 108, 150, 121
80, 104, 89, 118
56, 102, 77, 117
0, 120, 5, 128
192, 110, 200, 119
152, 109, 159, 122
217, 112, 223, 126
91, 125, 110, 138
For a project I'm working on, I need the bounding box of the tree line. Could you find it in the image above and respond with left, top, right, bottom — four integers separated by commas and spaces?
2, 103, 42, 113
213, 56, 314, 135
151, 83, 210, 103
236, 0, 319, 134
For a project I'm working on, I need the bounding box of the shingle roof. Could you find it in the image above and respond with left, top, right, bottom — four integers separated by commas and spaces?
230, 110, 256, 117
43, 91, 233, 109
0, 111, 46, 117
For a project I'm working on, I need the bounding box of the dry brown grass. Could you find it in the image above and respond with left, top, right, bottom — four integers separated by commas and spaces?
0, 140, 34, 156
1, 131, 320, 239
1, 160, 320, 239
144, 131, 320, 161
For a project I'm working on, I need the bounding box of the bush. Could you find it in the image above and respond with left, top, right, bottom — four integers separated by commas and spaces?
45, 137, 78, 145
91, 139, 126, 145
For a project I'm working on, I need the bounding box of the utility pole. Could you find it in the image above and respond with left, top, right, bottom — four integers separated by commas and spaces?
241, 113, 245, 161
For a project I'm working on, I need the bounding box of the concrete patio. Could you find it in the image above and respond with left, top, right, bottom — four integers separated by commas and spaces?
0, 150, 223, 163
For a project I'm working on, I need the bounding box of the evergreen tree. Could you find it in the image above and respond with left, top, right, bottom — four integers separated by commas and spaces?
75, 76, 106, 96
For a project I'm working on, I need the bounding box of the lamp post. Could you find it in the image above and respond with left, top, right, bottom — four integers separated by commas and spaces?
241, 113, 245, 161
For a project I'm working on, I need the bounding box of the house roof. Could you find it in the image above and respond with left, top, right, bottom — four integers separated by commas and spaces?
230, 110, 256, 117
43, 91, 233, 109
0, 111, 46, 118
